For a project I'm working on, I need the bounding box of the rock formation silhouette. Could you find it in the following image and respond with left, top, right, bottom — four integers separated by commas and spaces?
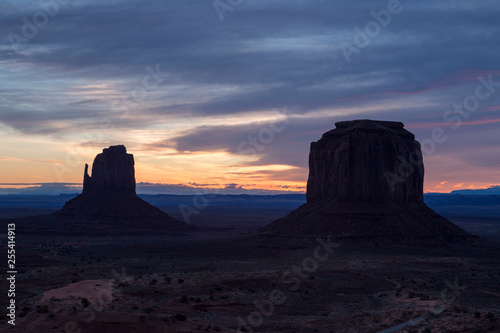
306, 120, 424, 204
261, 120, 471, 245
55, 145, 190, 231
82, 145, 136, 193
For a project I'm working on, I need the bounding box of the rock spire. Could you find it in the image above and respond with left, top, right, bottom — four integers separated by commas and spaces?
55, 145, 191, 231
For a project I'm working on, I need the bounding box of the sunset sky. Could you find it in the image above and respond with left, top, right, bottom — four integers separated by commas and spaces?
0, 0, 499, 194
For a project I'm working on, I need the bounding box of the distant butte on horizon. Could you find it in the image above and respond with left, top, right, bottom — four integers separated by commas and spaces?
261, 119, 475, 245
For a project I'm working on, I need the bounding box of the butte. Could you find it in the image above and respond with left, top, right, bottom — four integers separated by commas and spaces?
261, 120, 473, 245
54, 145, 191, 232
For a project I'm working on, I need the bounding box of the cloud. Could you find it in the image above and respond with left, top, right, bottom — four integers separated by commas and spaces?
0, 0, 499, 191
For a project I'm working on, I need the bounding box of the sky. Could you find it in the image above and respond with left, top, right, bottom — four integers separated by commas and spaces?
0, 0, 499, 195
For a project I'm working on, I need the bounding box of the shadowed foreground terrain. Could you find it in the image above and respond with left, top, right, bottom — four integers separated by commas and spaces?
1, 195, 500, 332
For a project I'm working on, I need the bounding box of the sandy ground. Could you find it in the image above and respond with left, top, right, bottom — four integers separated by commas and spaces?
0, 232, 499, 333
39, 279, 115, 303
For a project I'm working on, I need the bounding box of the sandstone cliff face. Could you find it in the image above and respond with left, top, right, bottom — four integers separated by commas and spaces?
56, 145, 191, 231
262, 120, 472, 245
306, 120, 424, 204
83, 145, 136, 193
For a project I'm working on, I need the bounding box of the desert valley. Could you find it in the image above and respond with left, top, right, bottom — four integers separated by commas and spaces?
1, 120, 499, 333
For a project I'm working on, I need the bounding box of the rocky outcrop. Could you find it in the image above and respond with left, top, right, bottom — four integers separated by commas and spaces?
82, 145, 136, 193
55, 145, 191, 231
261, 120, 473, 245
307, 120, 424, 204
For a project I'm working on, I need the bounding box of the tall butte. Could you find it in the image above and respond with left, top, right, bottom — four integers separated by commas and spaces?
261, 120, 472, 245
55, 145, 190, 231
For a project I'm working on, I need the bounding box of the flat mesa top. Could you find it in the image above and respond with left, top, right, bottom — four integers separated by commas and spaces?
102, 145, 127, 154
335, 119, 404, 129
318, 119, 414, 141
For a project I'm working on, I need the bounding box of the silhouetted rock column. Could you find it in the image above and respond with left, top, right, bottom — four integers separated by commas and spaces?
55, 145, 192, 231
83, 163, 91, 190
83, 145, 136, 193
306, 120, 424, 204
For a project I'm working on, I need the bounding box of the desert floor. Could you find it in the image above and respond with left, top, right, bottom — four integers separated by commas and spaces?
1, 227, 500, 333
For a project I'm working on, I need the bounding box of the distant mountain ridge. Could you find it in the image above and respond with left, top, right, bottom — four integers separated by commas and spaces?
449, 186, 500, 195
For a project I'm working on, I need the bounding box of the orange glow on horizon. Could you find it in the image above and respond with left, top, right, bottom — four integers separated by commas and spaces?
0, 120, 497, 194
